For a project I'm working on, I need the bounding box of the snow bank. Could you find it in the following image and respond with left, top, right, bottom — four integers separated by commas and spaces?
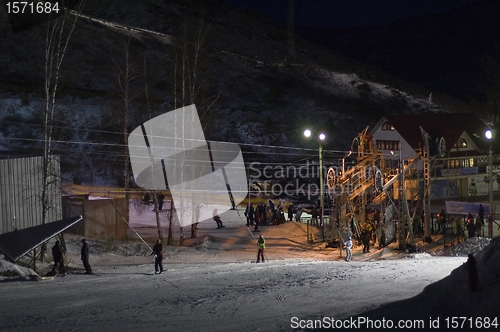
0, 259, 37, 280
438, 236, 491, 257
346, 236, 500, 328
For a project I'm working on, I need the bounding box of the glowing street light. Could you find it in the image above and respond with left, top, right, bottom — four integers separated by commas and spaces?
485, 129, 494, 217
304, 129, 327, 241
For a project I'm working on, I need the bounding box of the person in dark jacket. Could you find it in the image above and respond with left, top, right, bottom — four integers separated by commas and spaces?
248, 204, 255, 226
51, 240, 65, 275
287, 204, 294, 221
213, 209, 225, 228
311, 206, 318, 227
157, 192, 165, 211
152, 239, 164, 274
478, 204, 485, 226
81, 239, 92, 274
466, 213, 476, 238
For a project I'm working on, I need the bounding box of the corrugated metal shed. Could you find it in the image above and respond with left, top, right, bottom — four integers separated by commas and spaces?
0, 152, 62, 234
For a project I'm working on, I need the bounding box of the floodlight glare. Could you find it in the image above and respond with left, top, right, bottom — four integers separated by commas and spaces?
318, 133, 326, 141
303, 129, 312, 138
485, 129, 493, 140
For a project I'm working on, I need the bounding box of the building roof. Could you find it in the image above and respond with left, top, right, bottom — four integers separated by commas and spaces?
0, 150, 42, 160
0, 216, 83, 262
373, 113, 489, 153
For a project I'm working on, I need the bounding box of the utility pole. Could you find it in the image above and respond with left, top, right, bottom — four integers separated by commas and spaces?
420, 127, 433, 243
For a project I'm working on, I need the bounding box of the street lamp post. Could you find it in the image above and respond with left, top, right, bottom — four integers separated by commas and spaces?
486, 129, 494, 217
304, 129, 326, 241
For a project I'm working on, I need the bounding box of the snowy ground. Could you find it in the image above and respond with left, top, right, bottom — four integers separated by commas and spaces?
1, 209, 499, 332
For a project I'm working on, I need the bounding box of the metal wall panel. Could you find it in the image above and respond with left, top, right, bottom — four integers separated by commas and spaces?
0, 155, 62, 234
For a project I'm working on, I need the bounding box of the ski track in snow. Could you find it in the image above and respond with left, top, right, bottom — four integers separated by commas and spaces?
0, 257, 466, 332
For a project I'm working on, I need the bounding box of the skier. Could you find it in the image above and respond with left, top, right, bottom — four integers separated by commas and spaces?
345, 236, 353, 262
151, 239, 164, 274
257, 234, 265, 263
213, 209, 225, 228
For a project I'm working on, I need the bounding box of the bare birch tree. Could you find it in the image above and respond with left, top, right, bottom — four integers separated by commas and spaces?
110, 38, 143, 196
172, 13, 220, 241
108, 38, 145, 245
41, 0, 86, 261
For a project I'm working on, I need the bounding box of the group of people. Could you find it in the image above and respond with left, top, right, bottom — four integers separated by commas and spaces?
54, 234, 263, 274
435, 204, 498, 239
466, 209, 499, 238
50, 238, 92, 276
50, 237, 164, 276
343, 210, 388, 262
244, 200, 290, 232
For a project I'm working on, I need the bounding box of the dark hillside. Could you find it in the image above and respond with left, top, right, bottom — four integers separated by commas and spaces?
0, 0, 469, 186
299, 0, 500, 102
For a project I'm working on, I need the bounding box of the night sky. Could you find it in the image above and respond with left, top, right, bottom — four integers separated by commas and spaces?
228, 0, 484, 27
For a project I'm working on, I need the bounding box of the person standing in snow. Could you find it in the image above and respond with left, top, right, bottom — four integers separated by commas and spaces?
478, 204, 485, 226
486, 215, 499, 238
252, 204, 259, 232
257, 234, 265, 263
295, 207, 303, 222
287, 204, 294, 222
438, 209, 446, 232
151, 239, 164, 274
259, 204, 266, 226
81, 239, 92, 274
268, 200, 275, 213
466, 213, 475, 238
51, 240, 65, 275
362, 221, 372, 253
213, 209, 225, 229
311, 206, 318, 227
157, 192, 165, 211
475, 216, 483, 237
248, 204, 255, 227
361, 230, 371, 253
344, 236, 353, 262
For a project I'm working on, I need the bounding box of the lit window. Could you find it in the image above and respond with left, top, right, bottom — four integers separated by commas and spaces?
453, 138, 467, 149
375, 140, 400, 150
382, 122, 395, 131
460, 158, 474, 168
